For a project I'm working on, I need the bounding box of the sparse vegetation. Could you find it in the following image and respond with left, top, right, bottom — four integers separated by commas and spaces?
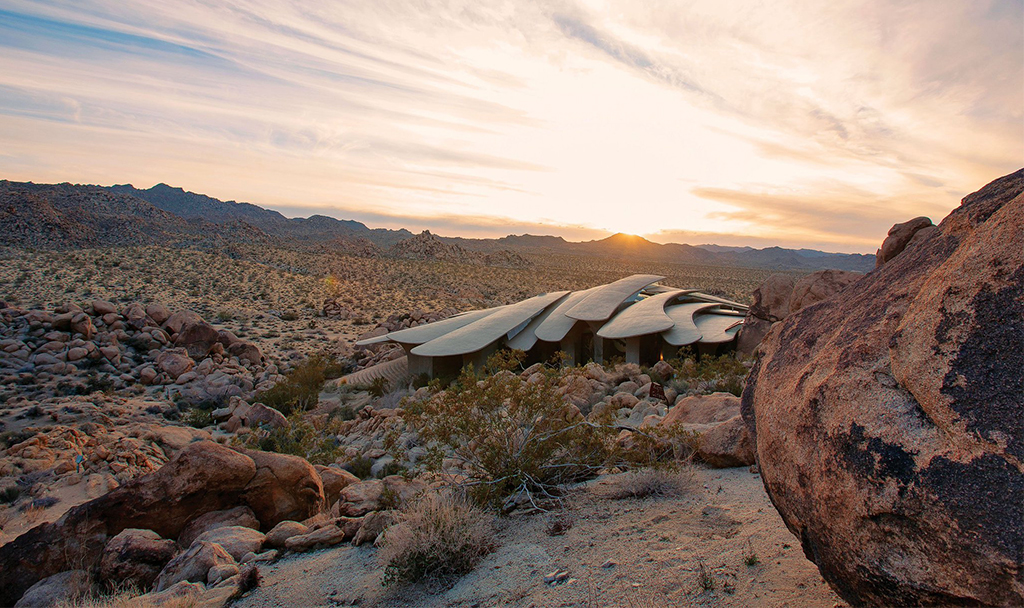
237, 412, 343, 465
378, 490, 495, 587
257, 355, 332, 416
608, 466, 696, 499
403, 357, 616, 509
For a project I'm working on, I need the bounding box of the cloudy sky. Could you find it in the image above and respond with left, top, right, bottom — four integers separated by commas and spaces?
0, 0, 1021, 252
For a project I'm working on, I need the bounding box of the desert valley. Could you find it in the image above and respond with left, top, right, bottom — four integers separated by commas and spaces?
0, 169, 1021, 608
0, 2, 1021, 607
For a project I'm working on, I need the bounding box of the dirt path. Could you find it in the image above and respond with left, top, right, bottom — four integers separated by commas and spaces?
235, 467, 844, 608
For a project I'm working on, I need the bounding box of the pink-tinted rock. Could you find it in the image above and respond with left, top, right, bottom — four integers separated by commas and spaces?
742, 169, 1024, 606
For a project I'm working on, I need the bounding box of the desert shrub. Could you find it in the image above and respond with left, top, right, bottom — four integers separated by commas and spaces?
237, 412, 342, 465
607, 466, 696, 500
258, 355, 331, 415
327, 403, 358, 422
403, 359, 616, 509
378, 491, 495, 587
483, 348, 526, 374
0, 486, 20, 504
670, 355, 748, 396
346, 455, 374, 479
365, 377, 390, 399
182, 407, 213, 429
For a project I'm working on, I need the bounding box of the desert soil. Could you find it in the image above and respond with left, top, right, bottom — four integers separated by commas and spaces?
238, 467, 844, 608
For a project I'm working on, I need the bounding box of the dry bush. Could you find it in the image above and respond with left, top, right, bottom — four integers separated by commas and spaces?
607, 466, 696, 500
377, 490, 496, 587
402, 360, 616, 509
55, 583, 198, 608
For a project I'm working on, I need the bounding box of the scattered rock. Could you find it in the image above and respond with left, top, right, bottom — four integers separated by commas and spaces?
264, 521, 309, 549
154, 540, 236, 592
193, 526, 266, 562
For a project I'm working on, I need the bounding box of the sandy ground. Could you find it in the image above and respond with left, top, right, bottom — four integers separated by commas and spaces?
235, 467, 844, 608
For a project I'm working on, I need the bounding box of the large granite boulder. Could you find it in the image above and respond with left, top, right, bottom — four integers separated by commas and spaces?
239, 449, 325, 529
741, 169, 1024, 606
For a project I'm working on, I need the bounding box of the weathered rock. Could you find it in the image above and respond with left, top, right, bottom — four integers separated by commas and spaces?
351, 510, 398, 547
194, 526, 265, 562
178, 506, 260, 548
99, 528, 177, 590
175, 321, 221, 359
239, 449, 325, 529
875, 215, 934, 267
154, 541, 236, 592
156, 349, 194, 380
13, 570, 91, 608
334, 476, 427, 517
163, 310, 204, 336
314, 465, 360, 507
146, 303, 172, 325
736, 315, 772, 357
788, 269, 861, 315
742, 169, 1024, 606
92, 300, 117, 316
283, 523, 348, 552
662, 392, 740, 426
694, 415, 754, 468
263, 521, 309, 549
228, 342, 263, 365
0, 441, 257, 606
748, 274, 796, 322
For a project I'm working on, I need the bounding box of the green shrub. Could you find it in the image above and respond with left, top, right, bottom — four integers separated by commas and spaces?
0, 486, 20, 504
258, 355, 330, 416
378, 491, 495, 587
347, 455, 374, 479
237, 412, 342, 465
183, 407, 213, 429
403, 359, 615, 509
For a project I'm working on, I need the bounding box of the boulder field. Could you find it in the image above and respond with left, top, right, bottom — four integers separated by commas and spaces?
742, 169, 1024, 605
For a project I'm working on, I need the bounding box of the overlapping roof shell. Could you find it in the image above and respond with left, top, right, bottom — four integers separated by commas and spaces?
355, 274, 747, 358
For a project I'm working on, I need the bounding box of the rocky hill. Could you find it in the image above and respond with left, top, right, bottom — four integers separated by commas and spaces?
389, 231, 532, 268
0, 181, 271, 249
108, 184, 412, 247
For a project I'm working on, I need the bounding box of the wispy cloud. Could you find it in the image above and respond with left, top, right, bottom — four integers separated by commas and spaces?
0, 0, 1019, 253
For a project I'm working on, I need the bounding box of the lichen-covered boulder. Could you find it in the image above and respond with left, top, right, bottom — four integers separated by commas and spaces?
742, 169, 1024, 606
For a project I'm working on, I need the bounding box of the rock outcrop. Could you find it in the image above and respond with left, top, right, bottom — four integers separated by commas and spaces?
0, 441, 328, 605
742, 169, 1024, 606
737, 269, 861, 356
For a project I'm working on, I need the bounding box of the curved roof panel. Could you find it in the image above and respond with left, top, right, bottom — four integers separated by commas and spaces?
661, 302, 719, 346
361, 308, 501, 347
596, 289, 691, 339
565, 274, 665, 322
412, 291, 570, 357
533, 287, 597, 343
506, 292, 571, 351
693, 311, 744, 344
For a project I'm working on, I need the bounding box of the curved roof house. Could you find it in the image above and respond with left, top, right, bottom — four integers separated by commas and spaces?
345, 274, 749, 382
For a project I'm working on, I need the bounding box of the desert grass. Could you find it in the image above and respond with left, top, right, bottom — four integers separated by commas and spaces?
377, 490, 496, 588
606, 466, 697, 500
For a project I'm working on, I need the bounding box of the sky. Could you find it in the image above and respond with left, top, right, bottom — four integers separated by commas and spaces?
0, 1, 1021, 253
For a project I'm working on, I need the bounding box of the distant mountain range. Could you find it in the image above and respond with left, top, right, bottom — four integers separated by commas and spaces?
0, 180, 874, 272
